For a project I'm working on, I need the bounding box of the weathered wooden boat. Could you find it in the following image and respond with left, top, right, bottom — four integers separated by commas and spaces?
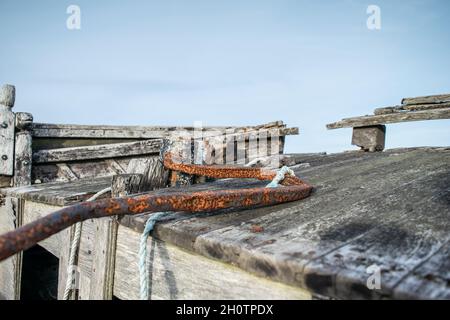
0, 84, 449, 300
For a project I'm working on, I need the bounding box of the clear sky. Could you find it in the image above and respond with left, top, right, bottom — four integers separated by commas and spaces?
1, 0, 449, 153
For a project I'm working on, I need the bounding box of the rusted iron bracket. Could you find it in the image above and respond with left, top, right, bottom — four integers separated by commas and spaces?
0, 153, 312, 262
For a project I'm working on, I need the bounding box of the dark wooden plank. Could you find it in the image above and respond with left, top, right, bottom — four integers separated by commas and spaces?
32, 139, 162, 164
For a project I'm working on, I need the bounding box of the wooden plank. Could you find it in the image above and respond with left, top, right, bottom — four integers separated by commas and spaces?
374, 102, 450, 115
31, 122, 296, 139
0, 197, 21, 299
113, 225, 311, 300
326, 108, 450, 129
32, 139, 162, 164
2, 176, 112, 206
0, 85, 16, 176
22, 201, 64, 257
32, 157, 133, 184
302, 167, 450, 299
57, 227, 75, 300
393, 241, 450, 299
401, 93, 450, 105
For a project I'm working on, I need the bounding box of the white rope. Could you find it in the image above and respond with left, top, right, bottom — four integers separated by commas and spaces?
63, 186, 111, 300
266, 166, 295, 188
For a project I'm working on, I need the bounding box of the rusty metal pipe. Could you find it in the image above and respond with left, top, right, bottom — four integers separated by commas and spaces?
0, 154, 312, 262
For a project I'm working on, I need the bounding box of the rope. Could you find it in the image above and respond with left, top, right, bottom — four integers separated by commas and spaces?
266, 166, 295, 188
138, 165, 295, 300
63, 187, 111, 300
139, 212, 169, 300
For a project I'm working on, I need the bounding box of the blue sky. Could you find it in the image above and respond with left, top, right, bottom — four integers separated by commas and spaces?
0, 0, 449, 153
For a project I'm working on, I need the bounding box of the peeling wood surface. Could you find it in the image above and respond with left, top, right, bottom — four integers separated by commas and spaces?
2, 147, 449, 299
326, 109, 450, 129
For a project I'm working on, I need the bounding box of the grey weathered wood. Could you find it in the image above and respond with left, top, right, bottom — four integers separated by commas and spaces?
351, 125, 386, 152
0, 84, 16, 176
32, 157, 132, 184
117, 147, 450, 300
326, 108, 450, 129
2, 176, 112, 206
14, 112, 33, 131
2, 147, 448, 299
113, 225, 311, 300
32, 139, 162, 164
127, 157, 169, 192
57, 227, 75, 300
0, 197, 21, 300
31, 122, 297, 139
374, 102, 450, 115
13, 132, 32, 186
401, 93, 450, 105
0, 85, 15, 108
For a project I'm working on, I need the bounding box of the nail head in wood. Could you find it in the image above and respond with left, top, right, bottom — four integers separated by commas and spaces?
0, 85, 16, 108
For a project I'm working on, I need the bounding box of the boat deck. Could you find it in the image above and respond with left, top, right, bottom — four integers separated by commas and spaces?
1, 147, 449, 299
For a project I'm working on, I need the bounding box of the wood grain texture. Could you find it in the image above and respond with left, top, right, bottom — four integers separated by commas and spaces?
13, 131, 32, 186
0, 106, 15, 175
2, 147, 449, 299
326, 108, 450, 129
0, 197, 21, 300
0, 85, 15, 108
374, 102, 450, 115
401, 93, 450, 105
114, 225, 311, 300
32, 139, 162, 163
31, 122, 297, 139
119, 147, 450, 299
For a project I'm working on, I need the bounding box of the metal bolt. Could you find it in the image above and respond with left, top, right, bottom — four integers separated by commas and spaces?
2, 155, 7, 160
1, 122, 8, 129
23, 160, 29, 165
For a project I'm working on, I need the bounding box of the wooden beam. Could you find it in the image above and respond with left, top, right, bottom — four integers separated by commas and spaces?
401, 93, 450, 105
374, 102, 450, 115
326, 108, 450, 129
30, 121, 296, 139
32, 139, 162, 164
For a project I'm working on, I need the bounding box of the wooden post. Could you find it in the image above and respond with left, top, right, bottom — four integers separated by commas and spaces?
351, 125, 386, 152
0, 85, 16, 179
14, 112, 33, 186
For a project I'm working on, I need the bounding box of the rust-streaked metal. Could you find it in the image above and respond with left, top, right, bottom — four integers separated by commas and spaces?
0, 153, 312, 262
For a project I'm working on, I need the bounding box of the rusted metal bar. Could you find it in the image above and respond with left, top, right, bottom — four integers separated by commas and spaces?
0, 153, 312, 262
